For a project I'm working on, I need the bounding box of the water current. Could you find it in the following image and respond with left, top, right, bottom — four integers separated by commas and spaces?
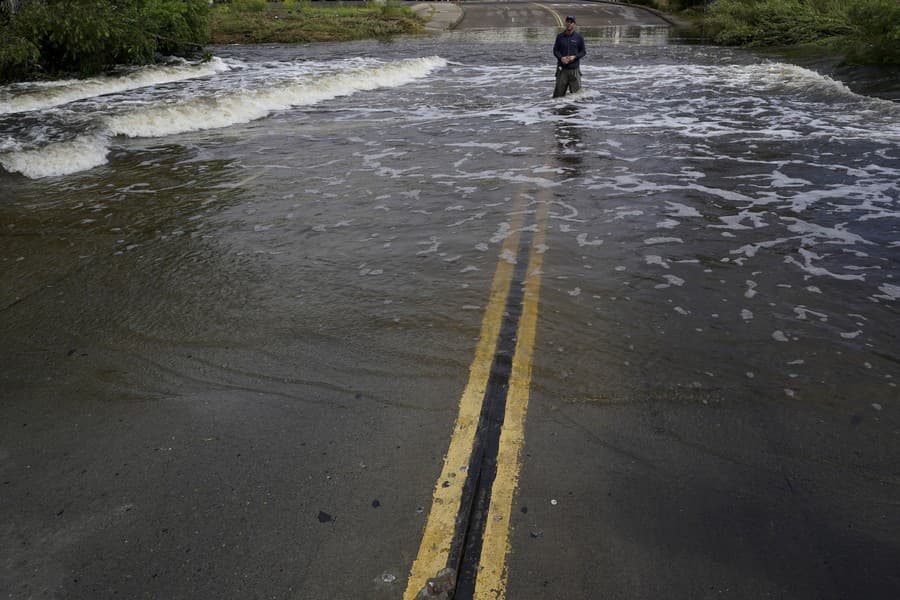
3, 22, 900, 599
2, 27, 899, 428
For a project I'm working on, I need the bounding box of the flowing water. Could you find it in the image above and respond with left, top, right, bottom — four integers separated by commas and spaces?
2, 24, 900, 599
3, 29, 898, 403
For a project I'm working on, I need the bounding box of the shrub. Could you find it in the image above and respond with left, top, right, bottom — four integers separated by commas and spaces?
841, 0, 900, 64
708, 0, 849, 46
0, 0, 210, 81
144, 0, 211, 56
0, 34, 41, 81
283, 0, 309, 12
232, 0, 267, 12
706, 0, 899, 64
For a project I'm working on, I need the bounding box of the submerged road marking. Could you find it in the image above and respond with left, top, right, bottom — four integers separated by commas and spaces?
404, 195, 549, 599
475, 198, 548, 599
231, 168, 270, 189
534, 3, 564, 28
403, 202, 529, 600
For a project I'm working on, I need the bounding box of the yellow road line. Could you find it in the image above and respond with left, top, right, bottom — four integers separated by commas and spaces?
231, 168, 269, 189
403, 202, 529, 600
534, 3, 564, 28
475, 197, 549, 600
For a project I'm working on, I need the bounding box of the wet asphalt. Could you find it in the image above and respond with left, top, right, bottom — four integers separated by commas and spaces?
2, 2, 900, 600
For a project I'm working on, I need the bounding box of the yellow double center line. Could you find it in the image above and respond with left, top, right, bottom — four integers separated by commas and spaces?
534, 3, 565, 29
404, 195, 550, 600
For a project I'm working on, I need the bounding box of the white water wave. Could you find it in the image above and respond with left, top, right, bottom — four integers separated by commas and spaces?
0, 57, 233, 115
0, 135, 109, 179
873, 283, 900, 301
107, 57, 447, 138
0, 57, 448, 179
489, 61, 900, 140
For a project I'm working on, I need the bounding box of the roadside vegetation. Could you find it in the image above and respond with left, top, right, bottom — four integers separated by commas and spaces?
701, 0, 900, 65
209, 0, 422, 45
4, 0, 896, 84
0, 0, 210, 82
0, 0, 421, 83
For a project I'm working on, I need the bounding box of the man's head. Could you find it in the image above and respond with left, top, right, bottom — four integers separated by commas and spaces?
564, 15, 576, 32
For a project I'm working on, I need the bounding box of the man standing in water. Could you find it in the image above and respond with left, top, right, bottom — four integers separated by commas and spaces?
553, 15, 586, 98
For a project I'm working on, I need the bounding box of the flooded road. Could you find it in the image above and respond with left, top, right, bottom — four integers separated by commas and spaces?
2, 13, 900, 600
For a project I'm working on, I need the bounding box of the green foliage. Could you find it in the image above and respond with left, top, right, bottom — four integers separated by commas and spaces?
841, 0, 900, 64
209, 1, 421, 44
707, 0, 845, 47
374, 0, 408, 18
706, 0, 899, 63
232, 0, 267, 12
41, 0, 135, 73
0, 0, 210, 82
144, 0, 211, 55
283, 0, 309, 12
0, 34, 41, 81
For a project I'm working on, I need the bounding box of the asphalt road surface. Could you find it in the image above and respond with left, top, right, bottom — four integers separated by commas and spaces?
2, 2, 899, 600
454, 0, 673, 29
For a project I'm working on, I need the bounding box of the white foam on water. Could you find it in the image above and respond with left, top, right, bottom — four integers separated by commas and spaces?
3, 57, 447, 178
417, 237, 441, 256
794, 306, 828, 322
0, 135, 22, 155
656, 274, 685, 289
0, 57, 232, 115
445, 142, 507, 151
664, 201, 702, 218
107, 57, 447, 138
782, 217, 872, 246
570, 61, 900, 145
645, 255, 669, 269
873, 283, 900, 301
644, 237, 683, 245
784, 248, 866, 281
490, 222, 512, 243
731, 238, 790, 259
744, 281, 758, 299
576, 233, 604, 247
663, 274, 685, 287
0, 134, 108, 178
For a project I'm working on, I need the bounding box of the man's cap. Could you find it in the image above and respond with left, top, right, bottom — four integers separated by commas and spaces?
565, 15, 576, 22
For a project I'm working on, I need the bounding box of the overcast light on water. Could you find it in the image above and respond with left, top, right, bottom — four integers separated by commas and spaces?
1, 25, 899, 598
3, 31, 898, 399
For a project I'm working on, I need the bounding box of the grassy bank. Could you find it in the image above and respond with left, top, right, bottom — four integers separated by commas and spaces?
209, 0, 423, 44
703, 0, 900, 65
0, 0, 422, 83
0, 0, 210, 83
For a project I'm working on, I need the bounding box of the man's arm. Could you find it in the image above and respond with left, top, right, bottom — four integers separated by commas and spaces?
553, 35, 565, 61
575, 34, 586, 60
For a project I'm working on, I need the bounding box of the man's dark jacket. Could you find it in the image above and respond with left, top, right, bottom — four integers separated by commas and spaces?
554, 30, 586, 70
